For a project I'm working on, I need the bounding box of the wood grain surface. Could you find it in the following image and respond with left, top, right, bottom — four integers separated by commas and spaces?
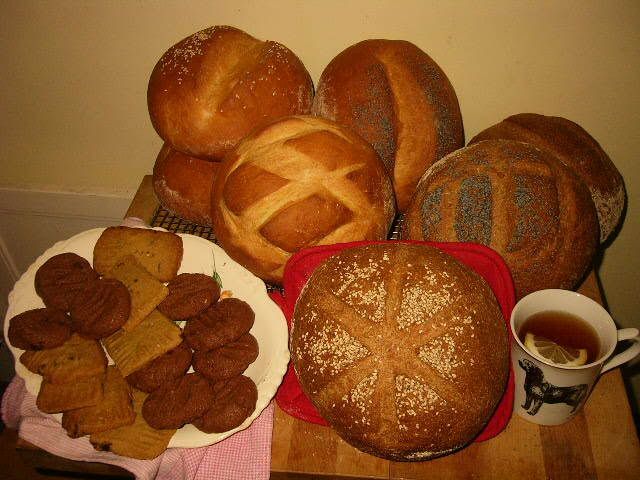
12, 176, 640, 479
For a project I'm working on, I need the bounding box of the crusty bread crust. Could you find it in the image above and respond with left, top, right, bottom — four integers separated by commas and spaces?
312, 39, 464, 212
403, 139, 599, 299
290, 243, 509, 461
152, 144, 219, 226
211, 115, 396, 284
470, 113, 625, 243
148, 25, 313, 159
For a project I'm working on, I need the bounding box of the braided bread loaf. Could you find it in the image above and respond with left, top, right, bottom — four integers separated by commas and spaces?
291, 243, 509, 460
211, 116, 396, 284
402, 140, 599, 299
312, 39, 464, 212
470, 113, 625, 243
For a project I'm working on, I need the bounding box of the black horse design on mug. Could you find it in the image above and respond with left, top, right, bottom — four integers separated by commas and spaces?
518, 359, 589, 415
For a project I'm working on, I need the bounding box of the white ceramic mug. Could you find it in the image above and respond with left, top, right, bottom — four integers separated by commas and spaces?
510, 289, 640, 425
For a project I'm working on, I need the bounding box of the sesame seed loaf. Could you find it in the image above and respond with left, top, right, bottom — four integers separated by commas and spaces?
148, 25, 314, 160
211, 115, 396, 285
312, 39, 464, 212
290, 243, 509, 461
469, 113, 626, 243
402, 140, 600, 299
152, 143, 219, 226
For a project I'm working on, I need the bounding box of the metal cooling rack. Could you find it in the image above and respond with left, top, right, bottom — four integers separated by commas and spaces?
150, 207, 405, 243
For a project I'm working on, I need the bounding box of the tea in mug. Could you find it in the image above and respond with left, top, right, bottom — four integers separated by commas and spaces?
518, 310, 601, 365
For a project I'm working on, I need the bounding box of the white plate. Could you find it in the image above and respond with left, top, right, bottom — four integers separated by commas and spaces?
3, 227, 290, 448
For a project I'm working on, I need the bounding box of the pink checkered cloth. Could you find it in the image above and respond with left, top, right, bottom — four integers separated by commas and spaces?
1, 376, 274, 480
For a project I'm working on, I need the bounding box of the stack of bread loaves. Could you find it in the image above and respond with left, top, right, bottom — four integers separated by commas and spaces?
136, 26, 628, 463
147, 25, 314, 225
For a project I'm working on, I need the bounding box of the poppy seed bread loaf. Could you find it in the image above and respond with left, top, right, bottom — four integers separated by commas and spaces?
290, 243, 509, 461
402, 140, 599, 299
312, 39, 464, 212
469, 113, 625, 243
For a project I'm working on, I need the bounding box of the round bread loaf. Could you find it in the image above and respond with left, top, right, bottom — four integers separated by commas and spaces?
469, 113, 626, 243
153, 143, 220, 226
291, 243, 509, 461
402, 140, 599, 299
211, 115, 396, 284
312, 39, 464, 212
152, 144, 219, 226
148, 25, 314, 159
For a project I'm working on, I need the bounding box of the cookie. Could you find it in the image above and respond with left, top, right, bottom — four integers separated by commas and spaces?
193, 333, 258, 382
35, 252, 99, 311
20, 334, 107, 383
193, 375, 257, 433
90, 389, 176, 460
126, 342, 193, 393
8, 308, 72, 351
102, 310, 182, 377
103, 255, 168, 331
37, 372, 105, 413
141, 373, 215, 430
158, 273, 220, 320
70, 278, 131, 339
183, 298, 254, 352
93, 226, 183, 282
62, 367, 135, 438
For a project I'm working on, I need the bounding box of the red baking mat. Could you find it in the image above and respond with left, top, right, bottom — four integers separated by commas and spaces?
269, 240, 516, 443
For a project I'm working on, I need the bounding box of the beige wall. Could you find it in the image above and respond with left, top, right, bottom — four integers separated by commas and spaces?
1, 1, 639, 327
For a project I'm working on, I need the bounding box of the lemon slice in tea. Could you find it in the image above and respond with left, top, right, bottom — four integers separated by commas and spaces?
524, 332, 588, 367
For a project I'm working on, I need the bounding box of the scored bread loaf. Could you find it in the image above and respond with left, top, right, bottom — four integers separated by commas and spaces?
291, 243, 509, 461
469, 113, 626, 243
148, 25, 313, 159
402, 140, 599, 299
152, 144, 219, 226
312, 39, 464, 212
211, 115, 396, 284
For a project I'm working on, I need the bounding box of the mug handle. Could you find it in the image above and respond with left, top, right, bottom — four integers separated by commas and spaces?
601, 328, 640, 374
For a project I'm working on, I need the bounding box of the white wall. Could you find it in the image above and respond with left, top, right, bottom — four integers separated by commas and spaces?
1, 1, 638, 327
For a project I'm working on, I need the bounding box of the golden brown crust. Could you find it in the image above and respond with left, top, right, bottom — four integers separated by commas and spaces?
403, 139, 599, 299
290, 243, 509, 461
211, 115, 396, 284
152, 144, 219, 226
312, 39, 464, 212
147, 25, 313, 159
469, 113, 625, 242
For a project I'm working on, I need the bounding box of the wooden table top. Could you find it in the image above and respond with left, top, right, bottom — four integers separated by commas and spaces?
12, 175, 640, 479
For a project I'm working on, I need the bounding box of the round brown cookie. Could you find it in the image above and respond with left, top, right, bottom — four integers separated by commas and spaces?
157, 273, 221, 320
70, 278, 131, 339
126, 342, 193, 393
183, 298, 254, 351
193, 333, 259, 382
193, 375, 257, 433
8, 308, 72, 350
35, 253, 99, 311
142, 372, 215, 430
